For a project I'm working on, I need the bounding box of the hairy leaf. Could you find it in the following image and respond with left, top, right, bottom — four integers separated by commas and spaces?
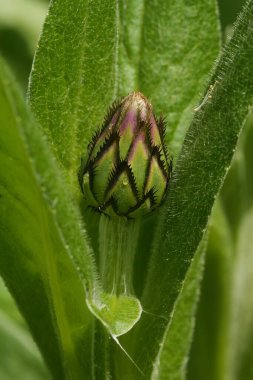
28, 0, 119, 191
0, 57, 96, 378
25, 0, 253, 378
118, 0, 220, 158
188, 114, 253, 380
116, 1, 253, 377
28, 0, 221, 377
151, 238, 206, 380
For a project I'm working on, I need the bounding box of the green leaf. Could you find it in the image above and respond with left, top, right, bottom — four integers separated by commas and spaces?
117, 0, 220, 158
115, 1, 253, 377
28, 0, 220, 184
28, 0, 119, 190
188, 114, 253, 380
26, 0, 253, 379
0, 57, 97, 378
27, 0, 149, 365
0, 278, 50, 380
28, 0, 220, 377
114, 0, 220, 375
151, 237, 206, 380
0, 56, 144, 380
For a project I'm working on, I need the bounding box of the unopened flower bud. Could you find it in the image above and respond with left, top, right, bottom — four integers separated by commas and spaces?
79, 92, 172, 218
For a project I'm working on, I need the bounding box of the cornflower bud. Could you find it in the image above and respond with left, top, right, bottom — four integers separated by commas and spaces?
79, 92, 172, 218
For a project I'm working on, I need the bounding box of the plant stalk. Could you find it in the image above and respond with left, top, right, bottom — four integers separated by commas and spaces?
99, 215, 140, 296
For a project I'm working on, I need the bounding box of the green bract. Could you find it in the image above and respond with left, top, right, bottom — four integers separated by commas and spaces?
79, 92, 172, 217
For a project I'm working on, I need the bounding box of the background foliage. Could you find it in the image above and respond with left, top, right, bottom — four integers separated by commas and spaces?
0, 0, 252, 379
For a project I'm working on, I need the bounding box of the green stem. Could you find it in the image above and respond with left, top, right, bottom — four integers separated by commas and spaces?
99, 215, 140, 295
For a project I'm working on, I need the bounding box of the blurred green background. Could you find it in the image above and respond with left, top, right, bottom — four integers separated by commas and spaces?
0, 0, 250, 379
